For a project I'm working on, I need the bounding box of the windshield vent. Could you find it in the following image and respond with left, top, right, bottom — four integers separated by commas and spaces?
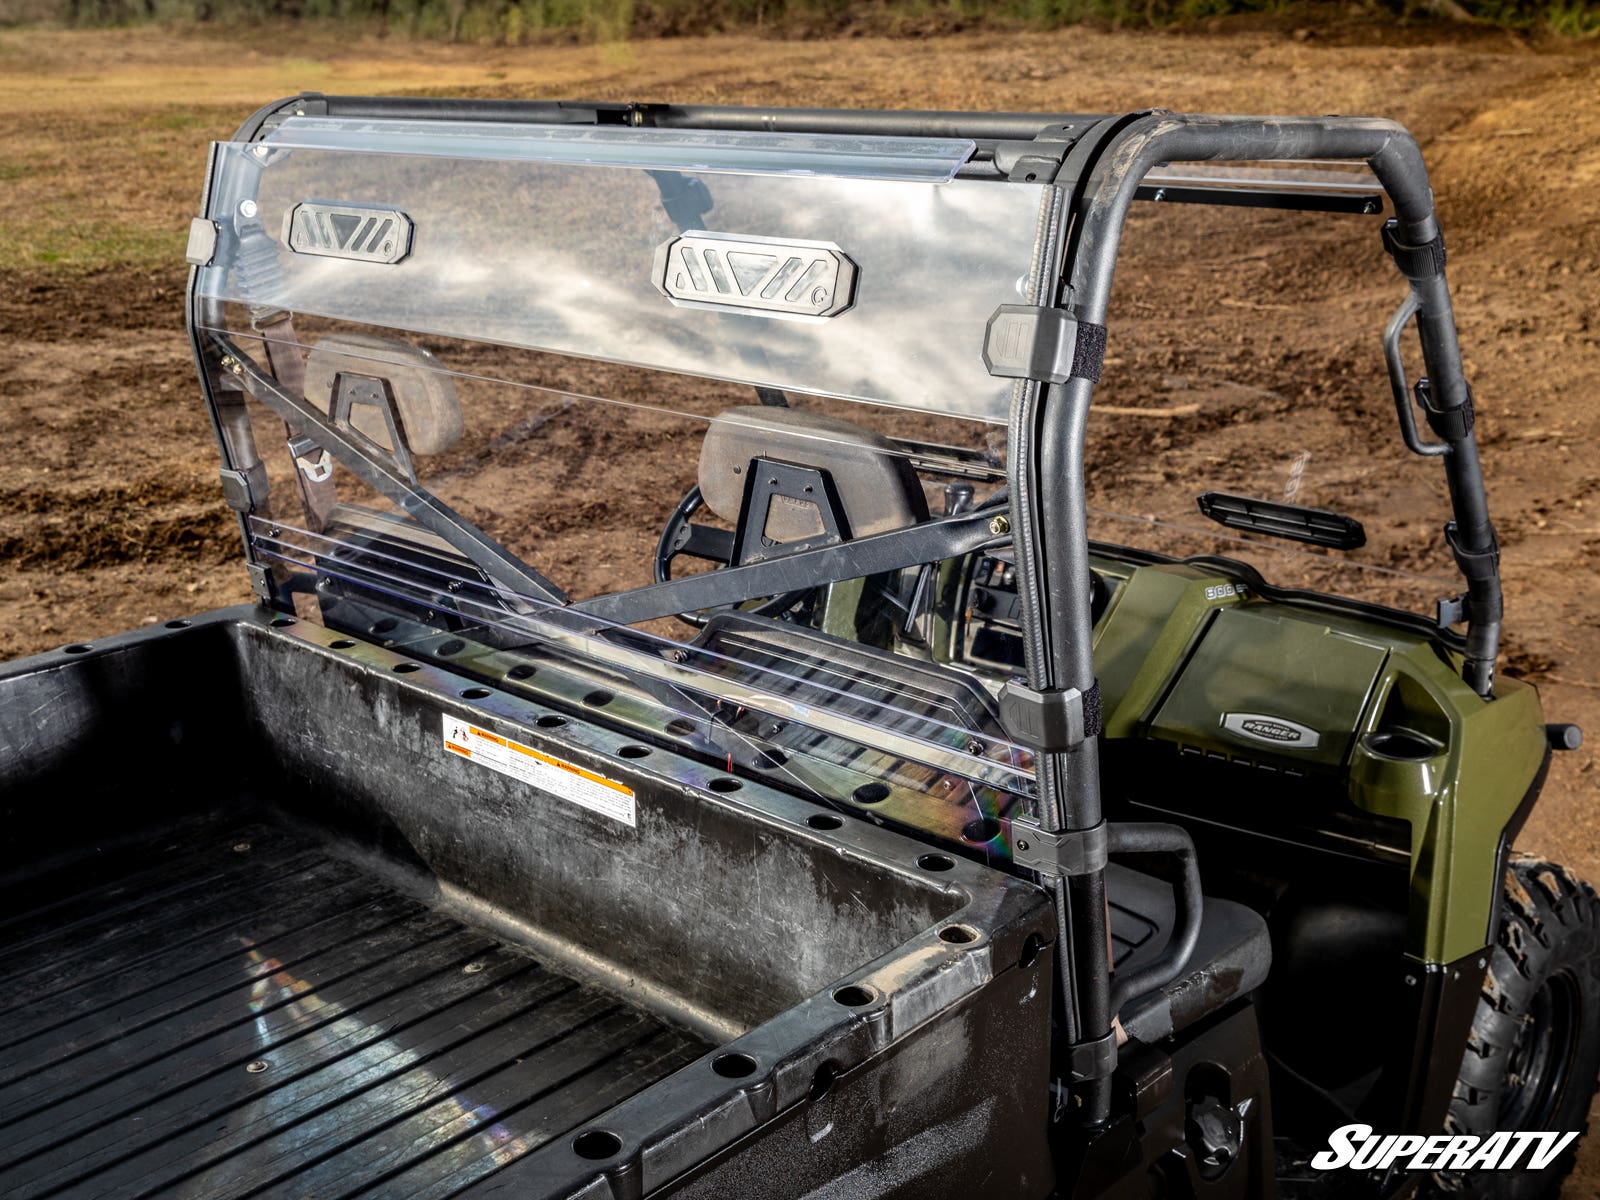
285, 202, 413, 264
654, 232, 856, 318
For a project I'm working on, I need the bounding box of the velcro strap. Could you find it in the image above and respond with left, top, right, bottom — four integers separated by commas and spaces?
1445, 522, 1500, 582
1072, 322, 1107, 384
1383, 219, 1447, 280
1081, 680, 1104, 739
1065, 1027, 1120, 1083
1416, 378, 1475, 442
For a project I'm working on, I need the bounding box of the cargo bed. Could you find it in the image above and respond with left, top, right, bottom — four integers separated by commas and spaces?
0, 608, 1056, 1200
1, 806, 713, 1199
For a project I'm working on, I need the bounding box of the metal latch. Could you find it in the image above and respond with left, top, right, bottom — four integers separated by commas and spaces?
998, 679, 1101, 752
185, 218, 219, 267
982, 305, 1106, 385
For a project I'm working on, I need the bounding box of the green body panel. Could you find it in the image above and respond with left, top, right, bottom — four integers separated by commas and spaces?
1090, 563, 1240, 740
1349, 647, 1547, 962
1152, 607, 1389, 771
1083, 553, 1548, 964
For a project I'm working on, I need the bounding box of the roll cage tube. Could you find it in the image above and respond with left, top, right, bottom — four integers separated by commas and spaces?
1055, 113, 1501, 696
1011, 112, 1502, 1126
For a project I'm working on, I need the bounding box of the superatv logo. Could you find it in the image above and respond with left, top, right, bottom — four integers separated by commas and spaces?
1312, 1123, 1578, 1172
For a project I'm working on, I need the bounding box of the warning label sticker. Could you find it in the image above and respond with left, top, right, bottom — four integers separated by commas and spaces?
442, 715, 636, 828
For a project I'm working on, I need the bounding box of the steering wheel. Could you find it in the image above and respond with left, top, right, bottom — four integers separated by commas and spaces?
654, 485, 815, 629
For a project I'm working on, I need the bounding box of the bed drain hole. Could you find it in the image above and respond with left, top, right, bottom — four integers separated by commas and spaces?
437, 639, 466, 656
708, 777, 742, 793
618, 745, 651, 759
832, 984, 876, 1008
537, 715, 567, 728
328, 639, 357, 650
961, 817, 1002, 844
245, 1060, 271, 1074
506, 664, 537, 680
370, 617, 398, 634
164, 619, 190, 630
808, 814, 843, 831
392, 662, 422, 674
712, 1053, 758, 1079
809, 1062, 839, 1103
665, 717, 696, 736
63, 643, 93, 654
573, 1130, 622, 1161
460, 687, 492, 700
917, 854, 956, 873
852, 783, 890, 805
269, 617, 296, 628
938, 924, 979, 945
583, 689, 615, 707
1019, 933, 1046, 970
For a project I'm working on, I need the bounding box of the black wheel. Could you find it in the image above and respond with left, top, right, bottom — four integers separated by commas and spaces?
1435, 856, 1600, 1199
654, 484, 812, 629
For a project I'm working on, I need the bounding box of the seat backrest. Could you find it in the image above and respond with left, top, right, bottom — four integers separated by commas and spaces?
698, 405, 929, 539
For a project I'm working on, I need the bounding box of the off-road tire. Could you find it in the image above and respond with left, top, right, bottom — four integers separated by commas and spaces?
1435, 856, 1600, 1199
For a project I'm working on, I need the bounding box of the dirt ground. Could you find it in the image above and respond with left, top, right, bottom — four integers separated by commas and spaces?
2, 16, 1598, 1183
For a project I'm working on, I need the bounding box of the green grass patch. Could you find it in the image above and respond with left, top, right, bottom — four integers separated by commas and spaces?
0, 220, 181, 272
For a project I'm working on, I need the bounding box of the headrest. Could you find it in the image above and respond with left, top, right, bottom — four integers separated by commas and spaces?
304, 333, 463, 456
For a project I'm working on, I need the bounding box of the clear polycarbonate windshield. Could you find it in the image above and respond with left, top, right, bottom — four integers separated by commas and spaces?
187, 120, 1467, 851
196, 119, 1059, 423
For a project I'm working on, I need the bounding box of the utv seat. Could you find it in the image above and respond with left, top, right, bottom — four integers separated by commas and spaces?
1107, 861, 1272, 1042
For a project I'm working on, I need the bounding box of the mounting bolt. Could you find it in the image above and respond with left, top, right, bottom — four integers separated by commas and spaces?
238, 199, 258, 220
232, 842, 251, 853
988, 515, 1011, 536
245, 1060, 271, 1074
463, 961, 486, 975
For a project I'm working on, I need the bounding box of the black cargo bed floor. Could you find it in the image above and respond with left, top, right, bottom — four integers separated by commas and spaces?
0, 812, 711, 1200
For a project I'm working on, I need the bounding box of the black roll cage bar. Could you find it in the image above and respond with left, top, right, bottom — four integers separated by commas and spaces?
192, 94, 1502, 1131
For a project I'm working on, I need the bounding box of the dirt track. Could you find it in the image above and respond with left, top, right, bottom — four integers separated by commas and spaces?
1, 18, 1598, 1182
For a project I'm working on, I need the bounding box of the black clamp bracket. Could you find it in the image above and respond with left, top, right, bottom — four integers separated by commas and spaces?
218, 464, 269, 513
1382, 218, 1447, 281
983, 306, 1107, 385
1064, 1027, 1120, 1084
998, 679, 1102, 752
1009, 818, 1109, 879
1415, 377, 1475, 443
